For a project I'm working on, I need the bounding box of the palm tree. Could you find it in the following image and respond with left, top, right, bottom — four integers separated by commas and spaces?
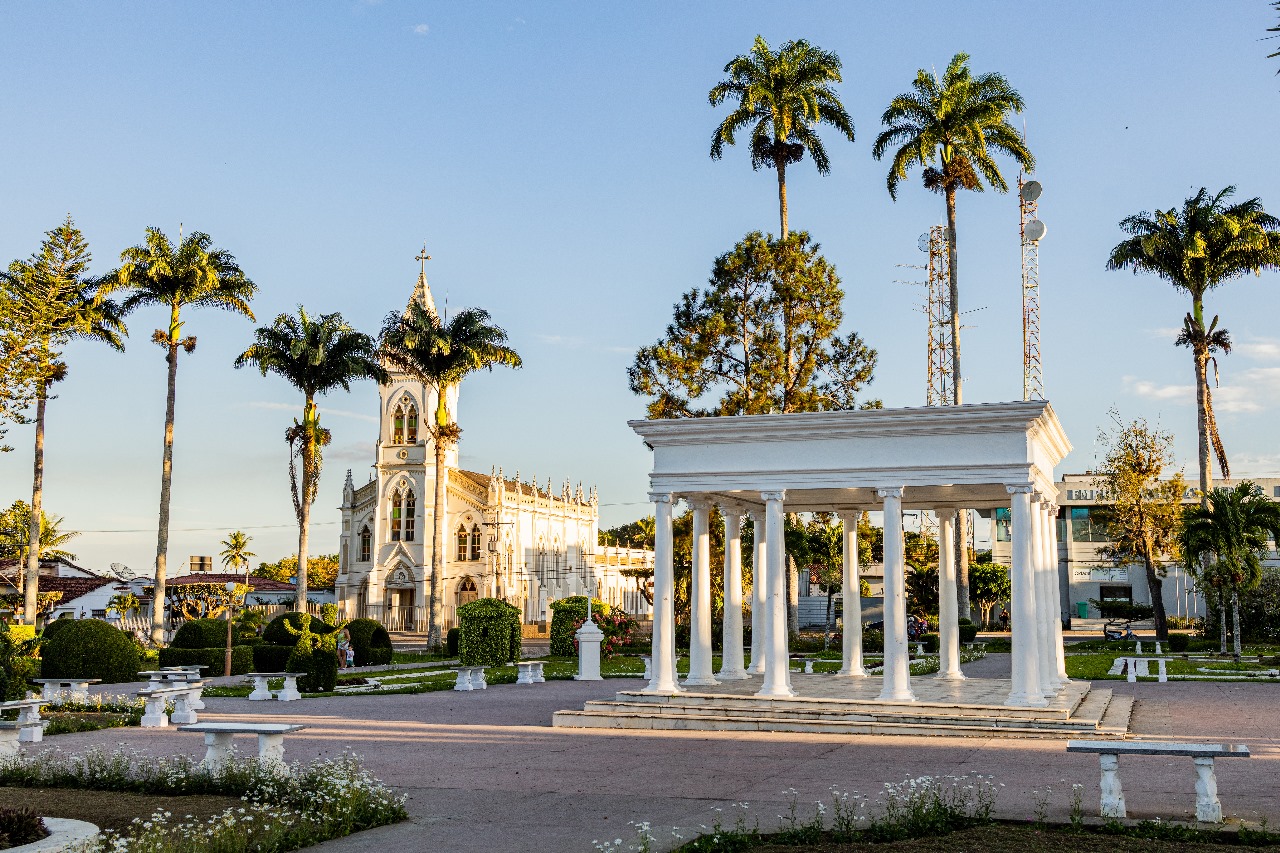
873, 52, 1032, 619
0, 501, 79, 566
0, 217, 125, 624
1107, 188, 1280, 506
1179, 482, 1280, 657
218, 530, 256, 585
379, 302, 522, 645
235, 308, 386, 609
102, 227, 256, 642
709, 35, 855, 238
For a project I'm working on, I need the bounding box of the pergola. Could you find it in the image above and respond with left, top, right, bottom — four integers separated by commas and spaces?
630, 401, 1073, 707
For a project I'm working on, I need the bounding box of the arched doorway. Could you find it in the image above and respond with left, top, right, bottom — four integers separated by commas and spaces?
457, 576, 478, 607
385, 565, 417, 631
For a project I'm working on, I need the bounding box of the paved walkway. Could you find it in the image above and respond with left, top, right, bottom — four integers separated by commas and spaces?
41, 655, 1280, 853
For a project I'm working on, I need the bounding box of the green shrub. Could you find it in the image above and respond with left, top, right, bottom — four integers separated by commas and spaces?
1168, 633, 1190, 653
41, 619, 141, 685
958, 623, 979, 643
346, 619, 392, 667
549, 597, 608, 656
0, 806, 47, 847
263, 611, 337, 645
5, 625, 35, 644
171, 618, 230, 649
158, 645, 254, 675
457, 598, 520, 667
286, 646, 338, 693
445, 627, 460, 657
253, 644, 293, 672
920, 632, 940, 652
863, 629, 885, 653
41, 617, 74, 641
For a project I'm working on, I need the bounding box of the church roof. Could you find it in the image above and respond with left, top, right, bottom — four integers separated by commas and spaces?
455, 469, 555, 499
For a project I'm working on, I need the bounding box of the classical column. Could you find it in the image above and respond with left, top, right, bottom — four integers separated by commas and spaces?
644, 492, 680, 694
718, 505, 748, 680
935, 508, 964, 680
748, 512, 766, 675
877, 487, 915, 702
755, 491, 794, 697
1006, 485, 1046, 707
1033, 495, 1058, 696
1047, 502, 1069, 682
835, 510, 866, 678
684, 499, 718, 686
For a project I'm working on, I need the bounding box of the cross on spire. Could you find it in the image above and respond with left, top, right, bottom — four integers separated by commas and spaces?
416, 244, 432, 276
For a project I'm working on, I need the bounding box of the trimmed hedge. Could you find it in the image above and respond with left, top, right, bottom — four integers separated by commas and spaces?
263, 611, 337, 645
920, 632, 940, 653
171, 618, 230, 649
446, 627, 460, 658
549, 597, 609, 656
1168, 633, 1190, 653
457, 598, 520, 667
958, 623, 979, 644
346, 618, 392, 667
41, 618, 75, 641
41, 619, 141, 685
5, 625, 35, 644
253, 644, 293, 672
287, 646, 338, 693
158, 645, 254, 675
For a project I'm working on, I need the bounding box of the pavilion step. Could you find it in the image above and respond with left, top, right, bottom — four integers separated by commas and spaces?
552, 709, 1127, 740
610, 689, 1079, 721
1098, 693, 1135, 736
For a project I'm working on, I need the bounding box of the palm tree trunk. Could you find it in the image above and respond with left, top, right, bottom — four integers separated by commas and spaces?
1144, 553, 1168, 642
776, 160, 789, 239
428, 432, 447, 647
1193, 343, 1213, 500
1230, 590, 1242, 659
1218, 591, 1228, 655
151, 342, 180, 645
295, 405, 313, 612
944, 187, 972, 621
23, 384, 47, 625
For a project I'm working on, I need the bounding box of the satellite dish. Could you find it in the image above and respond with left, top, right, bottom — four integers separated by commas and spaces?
1025, 219, 1047, 241
1020, 180, 1042, 202
917, 233, 930, 253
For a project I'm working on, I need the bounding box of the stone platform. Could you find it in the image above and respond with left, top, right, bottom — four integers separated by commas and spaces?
552, 675, 1133, 739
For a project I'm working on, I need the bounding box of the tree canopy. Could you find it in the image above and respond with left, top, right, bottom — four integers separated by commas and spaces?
255, 553, 340, 590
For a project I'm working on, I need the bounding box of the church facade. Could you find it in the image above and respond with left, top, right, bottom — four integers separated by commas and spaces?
334, 266, 653, 631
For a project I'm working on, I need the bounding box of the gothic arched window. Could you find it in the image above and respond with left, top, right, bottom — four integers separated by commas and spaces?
392, 407, 405, 445
469, 525, 482, 561
405, 405, 418, 443
456, 524, 469, 562
390, 489, 404, 541
403, 489, 416, 542
390, 486, 415, 542
359, 525, 371, 562
391, 398, 418, 445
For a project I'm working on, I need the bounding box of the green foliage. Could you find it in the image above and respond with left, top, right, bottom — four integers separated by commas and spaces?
445, 627, 460, 657
5, 625, 35, 644
1168, 633, 1190, 652
919, 632, 940, 653
171, 618, 231, 649
958, 623, 979, 644
457, 598, 520, 667
0, 806, 47, 847
263, 611, 337, 645
158, 645, 254, 675
0, 500, 79, 564
320, 602, 338, 626
862, 629, 884, 653
41, 618, 140, 684
968, 562, 1012, 627
549, 596, 609, 656
345, 618, 393, 667
1089, 599, 1156, 621
906, 566, 939, 616
286, 645, 337, 693
1216, 567, 1280, 643
252, 644, 293, 672
253, 554, 340, 589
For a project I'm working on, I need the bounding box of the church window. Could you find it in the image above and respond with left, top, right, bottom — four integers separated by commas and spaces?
392, 407, 405, 444
406, 406, 418, 443
403, 490, 416, 542
390, 490, 404, 541
469, 525, 482, 561
359, 525, 371, 562
457, 525, 469, 561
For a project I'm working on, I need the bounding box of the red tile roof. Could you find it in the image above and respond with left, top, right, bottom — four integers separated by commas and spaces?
28, 577, 118, 601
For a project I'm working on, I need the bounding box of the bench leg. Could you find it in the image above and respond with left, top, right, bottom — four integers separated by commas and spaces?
454, 669, 474, 691
257, 733, 287, 767
170, 693, 198, 725
471, 669, 487, 690
1193, 757, 1222, 823
276, 676, 302, 702
248, 676, 273, 701
1099, 754, 1126, 818
17, 706, 43, 743
187, 689, 205, 711
532, 664, 545, 684
141, 696, 169, 728
516, 666, 534, 685
202, 732, 236, 772
0, 730, 19, 758
642, 656, 652, 681
804, 661, 814, 674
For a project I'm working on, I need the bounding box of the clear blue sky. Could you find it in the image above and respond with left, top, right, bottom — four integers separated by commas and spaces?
2, 2, 1278, 575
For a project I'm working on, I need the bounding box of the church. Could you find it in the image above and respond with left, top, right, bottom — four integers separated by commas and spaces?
334, 263, 653, 632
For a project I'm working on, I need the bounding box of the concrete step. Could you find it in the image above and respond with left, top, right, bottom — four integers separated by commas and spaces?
551, 709, 1127, 740
1098, 693, 1135, 736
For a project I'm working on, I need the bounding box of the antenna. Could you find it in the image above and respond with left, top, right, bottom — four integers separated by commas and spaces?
1019, 176, 1046, 401
924, 226, 954, 407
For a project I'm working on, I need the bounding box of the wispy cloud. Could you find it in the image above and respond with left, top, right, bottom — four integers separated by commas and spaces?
412, 23, 429, 36
1238, 338, 1280, 362
1122, 377, 1193, 401
328, 441, 373, 463
241, 401, 378, 423
1122, 366, 1280, 414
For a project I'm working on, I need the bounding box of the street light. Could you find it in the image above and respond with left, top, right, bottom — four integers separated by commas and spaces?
224, 581, 239, 677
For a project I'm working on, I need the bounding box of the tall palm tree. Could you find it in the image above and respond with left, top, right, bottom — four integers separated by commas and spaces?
0, 217, 125, 623
0, 501, 79, 566
102, 227, 256, 642
379, 302, 521, 645
218, 530, 256, 585
709, 35, 855, 238
1107, 188, 1280, 505
235, 308, 386, 609
873, 52, 1032, 618
1179, 482, 1280, 657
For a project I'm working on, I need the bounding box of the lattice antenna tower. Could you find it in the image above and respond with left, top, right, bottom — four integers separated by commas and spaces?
1019, 176, 1046, 401
922, 226, 954, 406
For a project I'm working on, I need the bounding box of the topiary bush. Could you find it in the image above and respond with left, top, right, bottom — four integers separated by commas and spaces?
958, 623, 979, 644
457, 598, 520, 667
920, 632, 940, 653
41, 619, 141, 685
445, 627, 460, 657
158, 645, 254, 675
40, 617, 74, 641
253, 643, 293, 672
1168, 633, 1190, 653
281, 613, 342, 692
549, 597, 608, 656
263, 611, 337, 646
171, 618, 230, 649
346, 618, 392, 667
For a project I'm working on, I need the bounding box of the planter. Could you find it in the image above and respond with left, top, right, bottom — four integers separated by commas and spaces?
8, 818, 98, 853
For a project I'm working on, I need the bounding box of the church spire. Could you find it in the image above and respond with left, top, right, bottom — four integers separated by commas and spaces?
411, 244, 438, 317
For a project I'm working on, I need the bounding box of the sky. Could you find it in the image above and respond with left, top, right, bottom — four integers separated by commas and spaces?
2, 2, 1279, 576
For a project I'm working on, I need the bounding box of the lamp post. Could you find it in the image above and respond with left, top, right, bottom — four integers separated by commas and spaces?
223, 581, 239, 677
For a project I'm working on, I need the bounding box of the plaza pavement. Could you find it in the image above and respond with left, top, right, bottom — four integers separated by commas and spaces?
46, 655, 1280, 853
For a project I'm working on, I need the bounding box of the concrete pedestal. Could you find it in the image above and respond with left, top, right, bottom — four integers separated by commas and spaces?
574, 618, 604, 681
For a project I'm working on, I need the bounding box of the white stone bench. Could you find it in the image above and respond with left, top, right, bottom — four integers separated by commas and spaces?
515, 661, 546, 684
178, 722, 306, 771
0, 721, 19, 757
453, 666, 488, 691
790, 657, 817, 674
640, 655, 652, 680
137, 683, 204, 727
245, 672, 306, 702
162, 667, 209, 708
1067, 739, 1251, 823
32, 678, 101, 703
0, 698, 49, 743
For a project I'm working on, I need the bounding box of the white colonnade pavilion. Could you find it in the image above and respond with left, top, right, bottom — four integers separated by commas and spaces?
632, 401, 1072, 708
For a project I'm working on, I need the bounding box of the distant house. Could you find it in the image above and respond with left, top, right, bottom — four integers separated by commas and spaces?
164, 573, 301, 606
0, 556, 135, 620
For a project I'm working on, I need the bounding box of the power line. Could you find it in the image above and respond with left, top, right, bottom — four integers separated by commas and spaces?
77, 521, 339, 535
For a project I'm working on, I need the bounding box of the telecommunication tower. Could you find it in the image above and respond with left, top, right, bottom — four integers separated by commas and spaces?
1019, 177, 1046, 401
921, 226, 953, 407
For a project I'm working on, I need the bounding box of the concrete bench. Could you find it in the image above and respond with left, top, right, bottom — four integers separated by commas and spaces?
245, 672, 306, 702
162, 667, 208, 708
453, 666, 488, 691
1067, 739, 1251, 823
178, 722, 306, 771
32, 678, 101, 704
0, 698, 49, 743
0, 721, 19, 757
790, 657, 817, 674
515, 661, 546, 684
137, 683, 204, 727
640, 655, 652, 680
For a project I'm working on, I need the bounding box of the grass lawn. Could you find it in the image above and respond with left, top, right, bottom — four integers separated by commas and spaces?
0, 787, 242, 832
1064, 651, 1280, 681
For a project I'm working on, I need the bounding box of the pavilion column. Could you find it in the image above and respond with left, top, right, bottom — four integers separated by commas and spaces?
685, 499, 718, 686
1006, 485, 1046, 707
748, 512, 766, 675
645, 492, 680, 694
755, 490, 794, 697
835, 510, 866, 678
1033, 494, 1058, 695
877, 486, 915, 702
1046, 500, 1069, 682
935, 508, 964, 681
718, 505, 748, 680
